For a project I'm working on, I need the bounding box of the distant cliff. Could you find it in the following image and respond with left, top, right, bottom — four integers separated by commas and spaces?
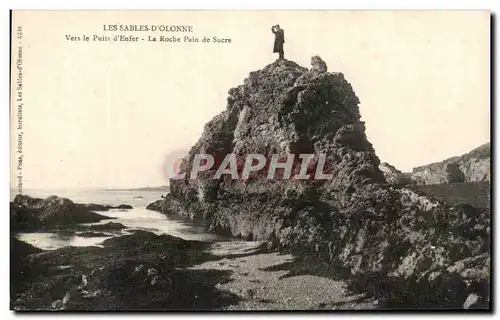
106, 185, 170, 192
379, 143, 490, 186
411, 143, 490, 185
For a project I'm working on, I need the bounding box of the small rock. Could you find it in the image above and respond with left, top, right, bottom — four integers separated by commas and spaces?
150, 275, 160, 286
81, 275, 88, 288
134, 264, 145, 273
310, 55, 328, 73
427, 271, 443, 284
314, 243, 321, 253
267, 238, 279, 252
463, 293, 481, 309
246, 288, 257, 297
62, 291, 71, 304
116, 204, 133, 209
147, 268, 159, 277
51, 300, 63, 309
150, 275, 171, 289
83, 289, 102, 299
78, 289, 89, 296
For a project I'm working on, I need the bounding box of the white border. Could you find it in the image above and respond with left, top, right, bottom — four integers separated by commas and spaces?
1, 1, 496, 320
0, 0, 497, 10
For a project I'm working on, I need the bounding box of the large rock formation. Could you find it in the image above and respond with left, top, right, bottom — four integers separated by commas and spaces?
148, 58, 490, 308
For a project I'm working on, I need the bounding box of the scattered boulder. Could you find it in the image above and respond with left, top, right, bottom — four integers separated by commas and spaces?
310, 55, 328, 73
81, 275, 88, 288
77, 231, 110, 238
51, 299, 63, 309
150, 275, 171, 289
147, 268, 159, 277
62, 291, 72, 305
75, 203, 133, 211
146, 200, 165, 212
267, 235, 279, 252
463, 293, 481, 309
116, 204, 133, 210
83, 289, 102, 299
134, 265, 145, 273
75, 203, 112, 211
87, 222, 127, 231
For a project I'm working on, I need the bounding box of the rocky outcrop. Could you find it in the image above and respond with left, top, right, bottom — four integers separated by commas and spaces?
75, 203, 133, 211
87, 222, 127, 231
10, 195, 114, 231
148, 58, 490, 308
146, 200, 163, 212
76, 231, 110, 238
116, 204, 133, 210
11, 231, 217, 310
410, 143, 490, 185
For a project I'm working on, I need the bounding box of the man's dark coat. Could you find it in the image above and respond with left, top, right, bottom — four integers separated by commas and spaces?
272, 28, 284, 53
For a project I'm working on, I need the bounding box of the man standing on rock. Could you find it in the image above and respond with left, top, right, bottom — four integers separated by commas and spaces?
271, 24, 285, 59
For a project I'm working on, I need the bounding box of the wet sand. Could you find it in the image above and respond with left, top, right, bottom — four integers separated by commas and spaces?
189, 241, 377, 310
12, 232, 377, 311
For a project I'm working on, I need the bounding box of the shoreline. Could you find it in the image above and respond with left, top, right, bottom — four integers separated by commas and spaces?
8, 193, 379, 310
10, 188, 491, 310
11, 232, 379, 311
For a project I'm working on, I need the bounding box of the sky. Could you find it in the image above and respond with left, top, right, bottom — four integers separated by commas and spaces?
10, 11, 490, 189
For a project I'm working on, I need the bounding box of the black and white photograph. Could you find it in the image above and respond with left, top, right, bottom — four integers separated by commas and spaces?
9, 10, 491, 311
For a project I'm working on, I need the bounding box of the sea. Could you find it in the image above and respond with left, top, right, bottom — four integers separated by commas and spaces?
12, 188, 228, 250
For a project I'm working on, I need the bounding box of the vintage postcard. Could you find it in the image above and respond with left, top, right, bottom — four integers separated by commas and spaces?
10, 10, 491, 311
